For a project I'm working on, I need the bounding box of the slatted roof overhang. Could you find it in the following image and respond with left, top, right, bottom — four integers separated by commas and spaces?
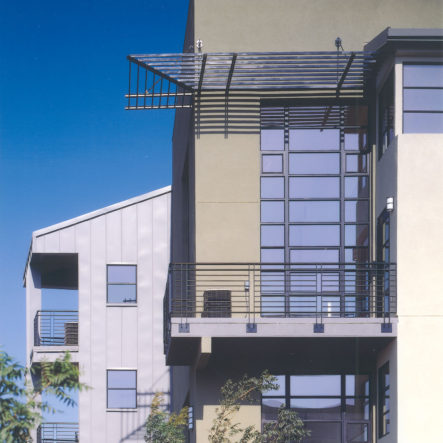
126, 51, 375, 134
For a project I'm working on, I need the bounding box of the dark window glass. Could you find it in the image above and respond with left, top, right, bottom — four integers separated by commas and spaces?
345, 201, 369, 223
261, 129, 284, 150
107, 370, 137, 409
345, 247, 369, 264
107, 265, 137, 303
346, 154, 367, 173
262, 398, 286, 424
378, 72, 395, 157
346, 375, 370, 396
301, 422, 342, 443
289, 201, 340, 222
289, 129, 340, 150
378, 363, 390, 438
403, 64, 443, 87
290, 249, 339, 263
289, 177, 340, 198
345, 177, 369, 198
261, 177, 284, 198
261, 225, 285, 247
262, 154, 283, 173
290, 225, 340, 247
403, 112, 443, 133
290, 398, 342, 420
289, 153, 340, 174
261, 201, 284, 223
347, 423, 369, 442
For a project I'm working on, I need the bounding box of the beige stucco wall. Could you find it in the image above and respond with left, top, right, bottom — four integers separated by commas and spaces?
195, 133, 260, 262
395, 134, 443, 443
194, 0, 443, 53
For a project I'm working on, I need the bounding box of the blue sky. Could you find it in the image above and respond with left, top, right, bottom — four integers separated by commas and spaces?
0, 0, 188, 363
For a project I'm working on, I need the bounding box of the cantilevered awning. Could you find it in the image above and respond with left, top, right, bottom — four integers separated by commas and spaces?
126, 51, 375, 134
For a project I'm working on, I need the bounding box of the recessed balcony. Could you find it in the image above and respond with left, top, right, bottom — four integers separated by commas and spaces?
164, 262, 396, 363
32, 310, 79, 363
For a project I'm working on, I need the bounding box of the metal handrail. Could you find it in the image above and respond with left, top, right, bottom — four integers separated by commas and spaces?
165, 262, 396, 326
37, 422, 79, 442
34, 310, 79, 346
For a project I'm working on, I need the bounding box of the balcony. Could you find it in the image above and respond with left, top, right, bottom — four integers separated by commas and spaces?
32, 311, 79, 363
164, 262, 396, 361
37, 422, 79, 443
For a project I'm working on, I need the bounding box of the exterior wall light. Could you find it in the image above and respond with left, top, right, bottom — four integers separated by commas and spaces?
386, 197, 394, 212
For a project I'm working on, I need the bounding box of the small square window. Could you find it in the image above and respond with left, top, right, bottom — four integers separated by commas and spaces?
107, 265, 137, 304
107, 370, 137, 409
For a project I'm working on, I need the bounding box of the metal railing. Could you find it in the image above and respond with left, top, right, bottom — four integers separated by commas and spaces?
34, 311, 79, 346
166, 262, 396, 325
37, 422, 79, 442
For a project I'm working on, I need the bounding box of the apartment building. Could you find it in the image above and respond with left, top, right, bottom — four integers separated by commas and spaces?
126, 1, 443, 442
25, 187, 171, 442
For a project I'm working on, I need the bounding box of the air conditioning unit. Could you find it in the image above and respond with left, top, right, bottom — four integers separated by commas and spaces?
64, 322, 79, 345
202, 290, 231, 318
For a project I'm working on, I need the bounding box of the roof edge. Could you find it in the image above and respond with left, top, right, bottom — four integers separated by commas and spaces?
33, 185, 171, 238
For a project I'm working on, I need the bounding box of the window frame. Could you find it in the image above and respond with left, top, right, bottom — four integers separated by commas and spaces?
402, 62, 443, 134
106, 369, 137, 410
106, 264, 138, 305
378, 71, 395, 159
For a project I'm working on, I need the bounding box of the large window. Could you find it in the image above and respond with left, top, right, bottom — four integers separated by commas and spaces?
377, 211, 390, 315
260, 106, 370, 316
107, 370, 137, 409
262, 373, 370, 443
403, 64, 443, 133
378, 363, 390, 437
107, 265, 137, 304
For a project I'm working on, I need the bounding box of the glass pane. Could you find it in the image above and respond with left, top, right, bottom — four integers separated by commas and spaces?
345, 201, 369, 223
261, 248, 284, 263
261, 249, 285, 263
345, 247, 369, 263
107, 285, 137, 303
345, 132, 367, 151
289, 153, 340, 174
346, 375, 370, 396
404, 112, 443, 133
262, 154, 283, 173
290, 398, 341, 419
290, 375, 341, 396
346, 154, 367, 173
107, 370, 136, 388
261, 129, 284, 150
261, 177, 284, 198
345, 177, 369, 198
345, 225, 369, 247
107, 389, 136, 409
261, 398, 286, 423
261, 272, 285, 294
261, 201, 284, 222
290, 249, 339, 263
346, 397, 370, 421
403, 64, 443, 87
302, 421, 342, 443
290, 225, 340, 246
108, 265, 136, 284
261, 295, 285, 315
263, 375, 286, 396
289, 129, 340, 150
347, 423, 369, 442
289, 177, 340, 198
261, 225, 284, 247
289, 201, 339, 222
403, 89, 443, 111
